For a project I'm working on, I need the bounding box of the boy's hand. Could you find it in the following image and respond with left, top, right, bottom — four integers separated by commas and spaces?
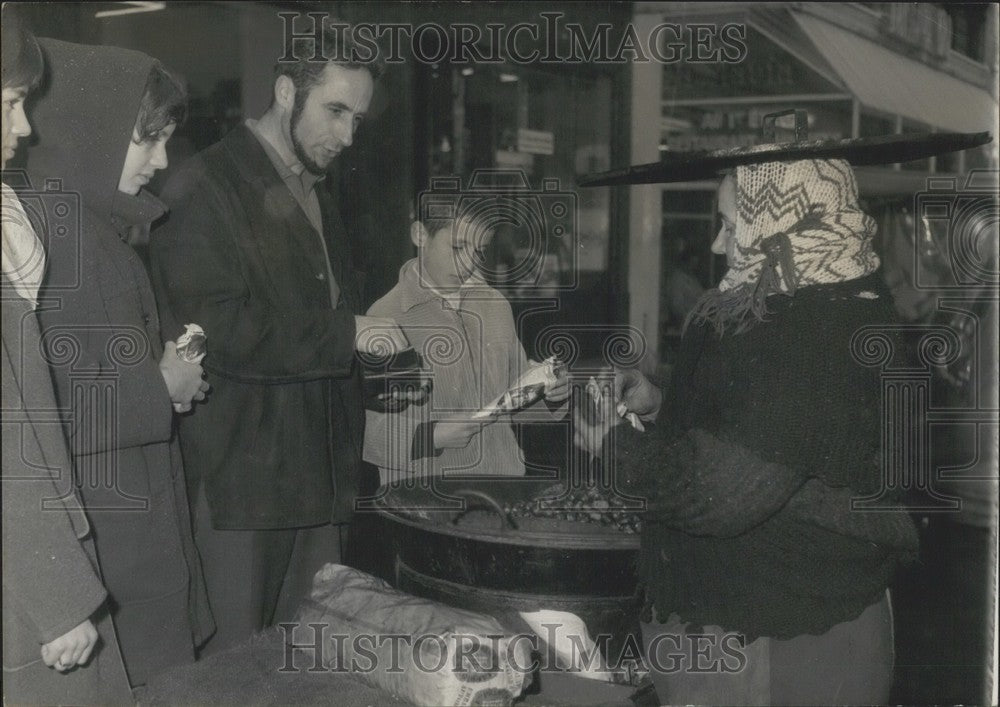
434, 417, 486, 450
40, 619, 99, 672
543, 368, 570, 404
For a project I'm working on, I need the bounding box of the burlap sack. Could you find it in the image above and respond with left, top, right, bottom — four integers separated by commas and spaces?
291, 564, 533, 706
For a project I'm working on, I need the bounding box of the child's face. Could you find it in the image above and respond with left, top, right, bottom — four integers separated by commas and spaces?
421, 216, 494, 291
118, 123, 175, 195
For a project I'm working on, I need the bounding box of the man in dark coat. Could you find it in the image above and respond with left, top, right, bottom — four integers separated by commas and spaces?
150, 21, 406, 654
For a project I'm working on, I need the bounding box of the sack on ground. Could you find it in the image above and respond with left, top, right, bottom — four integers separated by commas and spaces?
291, 563, 533, 707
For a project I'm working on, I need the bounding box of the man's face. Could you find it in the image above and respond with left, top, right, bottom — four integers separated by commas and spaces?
2, 86, 31, 169
288, 63, 373, 175
421, 216, 494, 292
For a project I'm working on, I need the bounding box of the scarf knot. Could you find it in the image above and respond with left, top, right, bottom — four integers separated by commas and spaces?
685, 159, 879, 337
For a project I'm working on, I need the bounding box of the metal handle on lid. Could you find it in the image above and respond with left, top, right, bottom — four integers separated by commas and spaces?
450, 489, 519, 531
761, 109, 809, 142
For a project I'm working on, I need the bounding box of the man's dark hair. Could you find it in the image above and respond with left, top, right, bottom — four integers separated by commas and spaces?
1, 7, 44, 91
273, 19, 384, 104
134, 62, 188, 142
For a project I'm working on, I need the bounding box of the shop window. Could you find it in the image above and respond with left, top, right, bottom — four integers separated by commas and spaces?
938, 3, 988, 62
419, 61, 617, 360
662, 26, 843, 103
660, 189, 719, 360
965, 143, 996, 171
422, 62, 613, 287
900, 120, 933, 172
860, 111, 895, 139
937, 149, 963, 175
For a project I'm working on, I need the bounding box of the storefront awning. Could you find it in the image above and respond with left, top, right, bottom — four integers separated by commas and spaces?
794, 12, 998, 134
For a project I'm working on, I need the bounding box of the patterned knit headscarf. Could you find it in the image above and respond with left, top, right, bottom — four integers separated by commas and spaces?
685, 159, 879, 335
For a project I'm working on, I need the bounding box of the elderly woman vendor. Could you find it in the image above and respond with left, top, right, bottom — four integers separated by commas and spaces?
596, 159, 919, 705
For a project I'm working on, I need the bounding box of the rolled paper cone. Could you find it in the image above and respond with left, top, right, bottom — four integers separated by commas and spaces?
176, 324, 207, 363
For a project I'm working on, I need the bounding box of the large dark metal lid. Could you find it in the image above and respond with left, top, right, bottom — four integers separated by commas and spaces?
578, 110, 992, 186
376, 480, 642, 549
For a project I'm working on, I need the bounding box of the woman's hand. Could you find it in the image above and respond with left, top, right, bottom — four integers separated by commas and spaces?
614, 367, 662, 422
40, 619, 98, 672
159, 341, 210, 413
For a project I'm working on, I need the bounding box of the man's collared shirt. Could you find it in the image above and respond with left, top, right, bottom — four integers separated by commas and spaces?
245, 118, 340, 308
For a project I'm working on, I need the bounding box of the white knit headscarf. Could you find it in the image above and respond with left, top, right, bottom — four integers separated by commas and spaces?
686, 159, 880, 335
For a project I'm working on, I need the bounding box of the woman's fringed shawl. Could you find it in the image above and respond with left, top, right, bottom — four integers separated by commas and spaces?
685, 159, 880, 336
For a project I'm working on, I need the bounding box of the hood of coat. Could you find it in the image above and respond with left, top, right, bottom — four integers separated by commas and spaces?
26, 38, 160, 222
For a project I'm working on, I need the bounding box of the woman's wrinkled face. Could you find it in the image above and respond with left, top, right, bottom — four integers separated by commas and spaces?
118, 122, 175, 195
712, 175, 737, 266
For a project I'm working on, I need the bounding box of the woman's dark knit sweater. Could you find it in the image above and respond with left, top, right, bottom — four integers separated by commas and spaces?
620, 273, 919, 641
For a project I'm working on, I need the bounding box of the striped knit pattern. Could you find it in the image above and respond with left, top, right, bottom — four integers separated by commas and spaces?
687, 159, 881, 335
721, 159, 880, 293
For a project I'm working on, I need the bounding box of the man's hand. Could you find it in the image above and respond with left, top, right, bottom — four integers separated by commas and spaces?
543, 367, 570, 404
355, 316, 409, 357
160, 341, 210, 413
613, 367, 662, 422
434, 417, 486, 450
40, 619, 99, 672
